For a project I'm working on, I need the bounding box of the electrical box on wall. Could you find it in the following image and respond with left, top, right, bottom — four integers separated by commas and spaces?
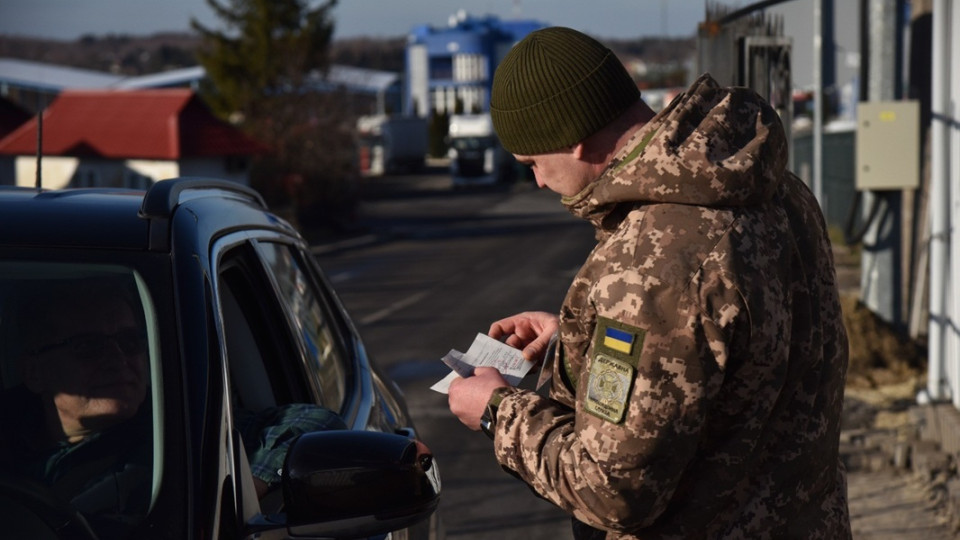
856, 101, 920, 190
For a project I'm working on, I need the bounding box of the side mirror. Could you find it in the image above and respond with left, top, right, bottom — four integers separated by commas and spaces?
282, 431, 441, 538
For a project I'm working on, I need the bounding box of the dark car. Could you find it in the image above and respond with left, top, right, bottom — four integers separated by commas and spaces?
0, 178, 442, 539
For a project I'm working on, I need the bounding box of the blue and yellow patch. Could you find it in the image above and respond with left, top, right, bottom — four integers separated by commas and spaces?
593, 317, 645, 364
586, 317, 645, 423
603, 326, 635, 354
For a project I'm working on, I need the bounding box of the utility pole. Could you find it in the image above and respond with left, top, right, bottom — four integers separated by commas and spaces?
927, 0, 960, 404
859, 0, 905, 327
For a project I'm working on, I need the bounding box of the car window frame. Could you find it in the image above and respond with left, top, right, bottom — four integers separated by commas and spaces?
210, 233, 315, 409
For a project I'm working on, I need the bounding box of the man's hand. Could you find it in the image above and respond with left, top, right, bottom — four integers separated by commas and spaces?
448, 367, 508, 430
488, 311, 559, 363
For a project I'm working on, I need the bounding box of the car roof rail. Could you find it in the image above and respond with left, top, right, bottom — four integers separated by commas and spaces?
140, 177, 267, 219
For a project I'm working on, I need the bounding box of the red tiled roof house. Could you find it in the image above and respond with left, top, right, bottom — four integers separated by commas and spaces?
0, 89, 266, 189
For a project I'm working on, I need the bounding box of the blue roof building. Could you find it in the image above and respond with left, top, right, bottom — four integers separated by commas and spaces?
405, 11, 546, 117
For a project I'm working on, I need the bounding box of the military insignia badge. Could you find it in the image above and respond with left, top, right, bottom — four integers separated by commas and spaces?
585, 317, 644, 423
585, 353, 633, 422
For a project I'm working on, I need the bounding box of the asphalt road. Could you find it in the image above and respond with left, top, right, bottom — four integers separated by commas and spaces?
313, 172, 595, 539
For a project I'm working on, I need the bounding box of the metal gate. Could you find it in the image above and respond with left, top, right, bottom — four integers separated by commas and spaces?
741, 36, 794, 164
698, 7, 793, 162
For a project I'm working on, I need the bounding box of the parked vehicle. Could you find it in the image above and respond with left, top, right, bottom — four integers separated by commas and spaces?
357, 114, 428, 176
447, 113, 515, 188
0, 178, 442, 539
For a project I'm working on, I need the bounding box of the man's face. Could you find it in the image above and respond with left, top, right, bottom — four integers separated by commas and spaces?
25, 295, 148, 433
513, 148, 596, 197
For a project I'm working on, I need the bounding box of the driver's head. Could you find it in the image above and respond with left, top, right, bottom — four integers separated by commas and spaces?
19, 278, 148, 441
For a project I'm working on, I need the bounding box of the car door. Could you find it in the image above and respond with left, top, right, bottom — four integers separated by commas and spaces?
208, 229, 441, 536
209, 232, 368, 508
242, 237, 443, 540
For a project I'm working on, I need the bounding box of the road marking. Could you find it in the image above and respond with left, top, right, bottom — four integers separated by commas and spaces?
328, 271, 354, 283
360, 290, 430, 325
311, 234, 379, 255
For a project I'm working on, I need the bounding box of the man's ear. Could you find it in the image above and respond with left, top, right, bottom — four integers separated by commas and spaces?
571, 142, 586, 160
572, 140, 606, 166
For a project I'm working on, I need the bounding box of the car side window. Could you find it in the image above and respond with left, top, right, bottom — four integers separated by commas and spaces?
256, 242, 349, 413
217, 244, 309, 410
0, 263, 157, 539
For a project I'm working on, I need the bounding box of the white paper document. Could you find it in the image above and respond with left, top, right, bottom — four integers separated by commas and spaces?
430, 333, 535, 393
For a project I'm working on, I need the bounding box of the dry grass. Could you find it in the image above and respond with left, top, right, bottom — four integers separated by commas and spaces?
840, 290, 927, 431
841, 292, 926, 390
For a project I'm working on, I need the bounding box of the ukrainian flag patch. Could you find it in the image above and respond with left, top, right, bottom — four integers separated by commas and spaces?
593, 317, 644, 365
603, 326, 635, 354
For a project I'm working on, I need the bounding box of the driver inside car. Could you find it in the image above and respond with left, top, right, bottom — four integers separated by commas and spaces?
0, 275, 350, 535
1, 277, 153, 538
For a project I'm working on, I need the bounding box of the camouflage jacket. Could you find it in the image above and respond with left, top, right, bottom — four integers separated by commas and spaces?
489, 74, 851, 539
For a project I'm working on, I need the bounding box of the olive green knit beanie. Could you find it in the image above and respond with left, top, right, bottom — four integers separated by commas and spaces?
490, 26, 640, 155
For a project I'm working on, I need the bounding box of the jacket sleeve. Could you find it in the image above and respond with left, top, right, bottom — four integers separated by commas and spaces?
490, 266, 735, 532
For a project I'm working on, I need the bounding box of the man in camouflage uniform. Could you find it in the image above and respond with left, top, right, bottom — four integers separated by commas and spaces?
447, 27, 851, 539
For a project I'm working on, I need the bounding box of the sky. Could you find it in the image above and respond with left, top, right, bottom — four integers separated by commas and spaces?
0, 0, 709, 41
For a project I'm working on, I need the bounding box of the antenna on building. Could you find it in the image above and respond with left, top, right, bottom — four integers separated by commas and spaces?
35, 105, 43, 190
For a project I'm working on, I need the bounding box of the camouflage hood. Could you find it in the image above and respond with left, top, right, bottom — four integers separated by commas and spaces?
562, 73, 788, 233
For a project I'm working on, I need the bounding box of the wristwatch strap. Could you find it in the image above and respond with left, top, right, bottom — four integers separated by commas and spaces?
479, 387, 507, 440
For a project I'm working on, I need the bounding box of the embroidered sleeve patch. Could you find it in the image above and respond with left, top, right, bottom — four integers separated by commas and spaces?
594, 317, 645, 364
585, 353, 634, 423
603, 326, 635, 354
585, 317, 646, 423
